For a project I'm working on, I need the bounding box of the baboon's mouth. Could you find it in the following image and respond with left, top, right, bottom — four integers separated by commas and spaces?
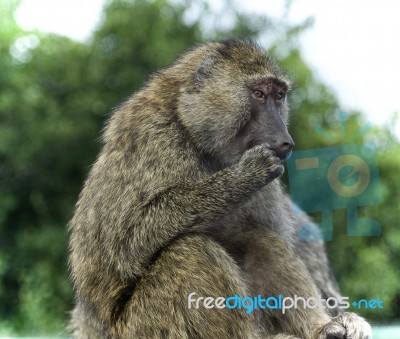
273, 148, 292, 162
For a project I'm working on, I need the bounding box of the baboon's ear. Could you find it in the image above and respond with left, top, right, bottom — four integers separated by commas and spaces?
195, 56, 217, 86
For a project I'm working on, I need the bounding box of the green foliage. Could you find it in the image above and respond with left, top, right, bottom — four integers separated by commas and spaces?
0, 0, 398, 334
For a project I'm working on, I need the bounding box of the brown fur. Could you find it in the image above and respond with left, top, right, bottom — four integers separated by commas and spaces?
68, 40, 371, 338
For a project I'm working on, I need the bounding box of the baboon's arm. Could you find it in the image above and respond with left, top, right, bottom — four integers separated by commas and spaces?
126, 145, 283, 279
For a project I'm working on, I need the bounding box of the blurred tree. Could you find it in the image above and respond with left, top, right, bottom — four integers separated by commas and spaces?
0, 0, 398, 334
0, 5, 95, 333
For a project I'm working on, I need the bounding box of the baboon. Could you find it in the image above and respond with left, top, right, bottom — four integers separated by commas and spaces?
68, 39, 371, 338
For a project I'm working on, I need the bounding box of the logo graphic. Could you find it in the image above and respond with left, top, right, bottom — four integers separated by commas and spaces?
287, 112, 382, 240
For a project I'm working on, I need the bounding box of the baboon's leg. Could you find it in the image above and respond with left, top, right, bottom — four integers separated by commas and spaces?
113, 234, 264, 339
241, 228, 331, 339
243, 228, 371, 339
291, 209, 343, 316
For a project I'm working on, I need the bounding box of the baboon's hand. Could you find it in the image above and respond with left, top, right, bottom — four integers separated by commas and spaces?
238, 144, 284, 183
317, 312, 372, 339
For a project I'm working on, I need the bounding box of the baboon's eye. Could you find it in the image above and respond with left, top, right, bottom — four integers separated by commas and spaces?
253, 89, 265, 99
274, 92, 285, 101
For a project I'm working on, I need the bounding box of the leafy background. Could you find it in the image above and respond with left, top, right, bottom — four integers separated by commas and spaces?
0, 0, 399, 335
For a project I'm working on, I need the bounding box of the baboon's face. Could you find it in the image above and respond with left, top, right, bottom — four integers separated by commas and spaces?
243, 77, 294, 160
178, 43, 294, 166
